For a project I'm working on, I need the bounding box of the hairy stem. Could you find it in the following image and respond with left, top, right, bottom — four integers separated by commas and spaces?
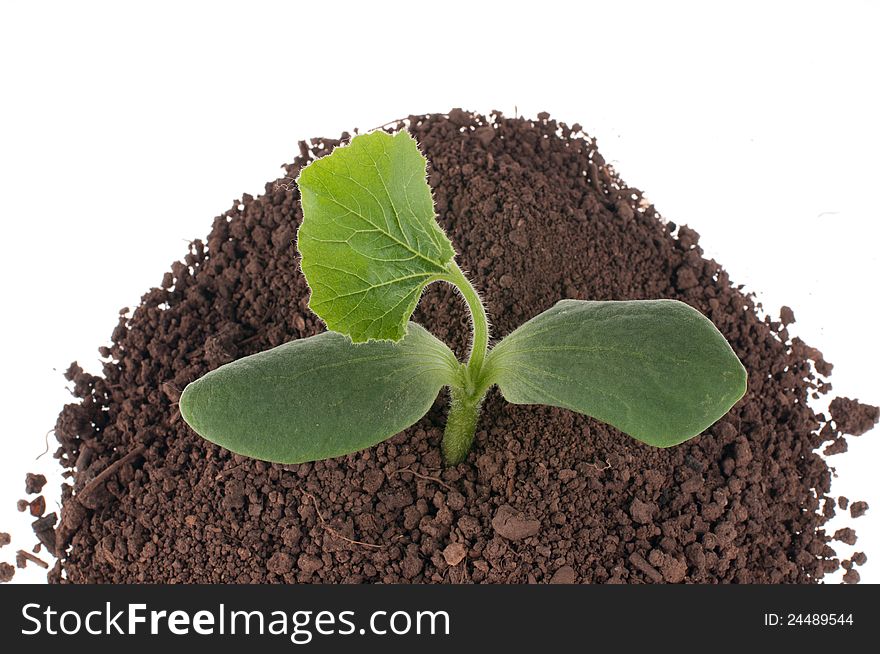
441, 385, 483, 465
445, 261, 490, 380
440, 262, 493, 464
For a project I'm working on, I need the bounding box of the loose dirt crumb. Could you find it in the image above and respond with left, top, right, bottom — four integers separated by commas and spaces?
25, 473, 47, 495
549, 565, 577, 584
833, 528, 857, 546
0, 562, 14, 583
492, 505, 541, 541
267, 551, 293, 576
29, 496, 46, 517
32, 513, 57, 556
629, 552, 663, 583
829, 397, 879, 436
630, 498, 656, 525
362, 470, 385, 494
849, 501, 868, 518
824, 438, 848, 456
842, 568, 860, 584
298, 554, 323, 575
779, 306, 796, 326
442, 542, 467, 566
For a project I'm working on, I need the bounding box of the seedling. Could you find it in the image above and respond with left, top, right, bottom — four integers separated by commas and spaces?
180, 130, 747, 465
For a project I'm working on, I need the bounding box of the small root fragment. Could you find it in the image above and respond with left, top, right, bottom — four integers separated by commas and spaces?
36, 429, 54, 460
588, 459, 611, 473
16, 550, 49, 569
215, 464, 246, 481
302, 492, 398, 550
77, 445, 146, 501
392, 467, 455, 492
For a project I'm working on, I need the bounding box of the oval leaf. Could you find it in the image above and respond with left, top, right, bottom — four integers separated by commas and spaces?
486, 299, 747, 447
180, 323, 458, 463
296, 131, 455, 342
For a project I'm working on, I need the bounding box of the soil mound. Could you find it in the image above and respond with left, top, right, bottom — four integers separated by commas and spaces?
41, 110, 876, 583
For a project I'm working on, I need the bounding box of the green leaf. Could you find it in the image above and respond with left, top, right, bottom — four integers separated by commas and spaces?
486, 299, 747, 447
179, 323, 458, 464
296, 131, 456, 342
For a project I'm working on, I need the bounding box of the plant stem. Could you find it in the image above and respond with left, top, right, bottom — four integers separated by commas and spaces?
442, 385, 483, 465
440, 262, 492, 465
445, 262, 490, 380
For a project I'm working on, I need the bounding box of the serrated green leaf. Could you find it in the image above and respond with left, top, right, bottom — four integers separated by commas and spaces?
486, 299, 747, 447
296, 131, 455, 342
180, 323, 458, 464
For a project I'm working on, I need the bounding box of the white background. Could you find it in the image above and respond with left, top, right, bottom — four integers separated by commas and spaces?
1, 0, 877, 583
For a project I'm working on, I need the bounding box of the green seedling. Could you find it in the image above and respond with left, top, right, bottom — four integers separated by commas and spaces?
180, 130, 747, 465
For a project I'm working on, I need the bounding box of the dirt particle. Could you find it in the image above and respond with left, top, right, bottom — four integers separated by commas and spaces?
297, 554, 323, 575
833, 528, 857, 546
630, 498, 656, 525
402, 545, 423, 579
677, 226, 700, 249
442, 542, 467, 567
509, 229, 529, 249
824, 438, 848, 456
549, 565, 577, 584
29, 496, 46, 517
850, 501, 868, 519
0, 532, 9, 548
0, 562, 14, 583
32, 513, 57, 556
675, 266, 699, 290
629, 552, 663, 583
474, 125, 495, 147
267, 551, 293, 575
362, 469, 385, 494
648, 551, 688, 583
842, 568, 860, 584
558, 469, 577, 482
492, 505, 540, 541
779, 306, 796, 326
447, 108, 471, 127
829, 397, 879, 436
25, 473, 47, 495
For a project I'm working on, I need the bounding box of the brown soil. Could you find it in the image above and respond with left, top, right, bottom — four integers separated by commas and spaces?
0, 563, 15, 583
38, 110, 878, 583
25, 473, 47, 495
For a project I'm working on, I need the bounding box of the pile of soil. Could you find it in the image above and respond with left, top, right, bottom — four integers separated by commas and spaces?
35, 110, 879, 583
